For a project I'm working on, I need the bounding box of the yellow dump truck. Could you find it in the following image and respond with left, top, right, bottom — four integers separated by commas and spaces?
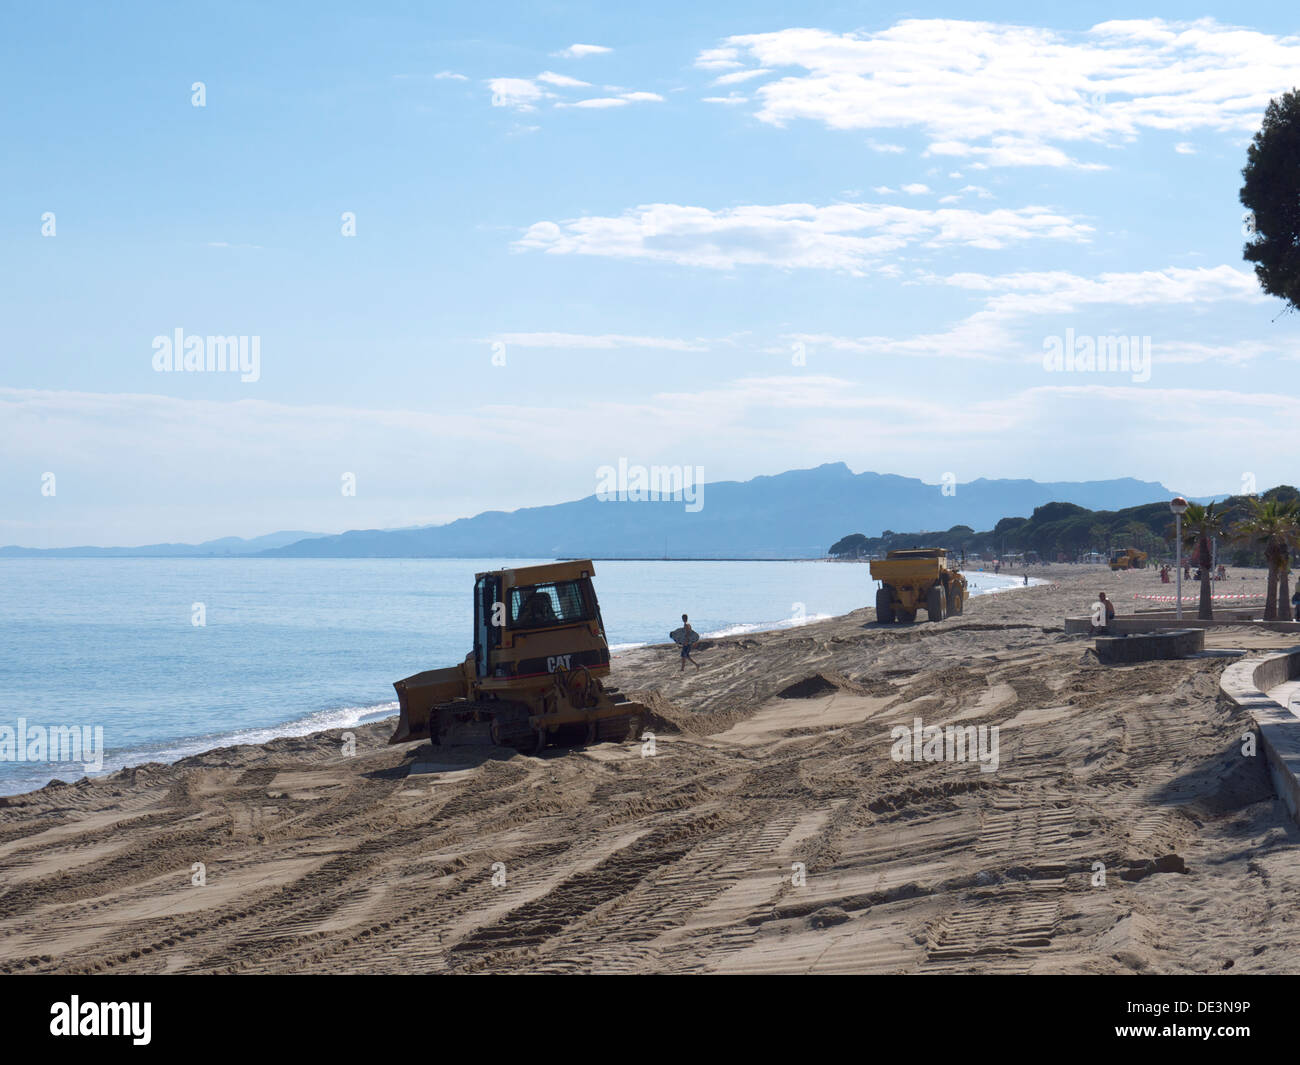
870, 548, 967, 624
390, 560, 645, 753
1108, 548, 1148, 571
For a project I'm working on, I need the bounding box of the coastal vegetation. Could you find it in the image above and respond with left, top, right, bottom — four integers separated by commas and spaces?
829, 486, 1300, 572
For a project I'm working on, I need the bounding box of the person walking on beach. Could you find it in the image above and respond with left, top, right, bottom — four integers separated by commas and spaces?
1291, 588, 1300, 623
676, 614, 700, 672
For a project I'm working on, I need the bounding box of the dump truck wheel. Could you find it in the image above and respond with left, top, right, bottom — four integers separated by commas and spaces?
927, 585, 946, 622
875, 587, 895, 624
949, 587, 964, 616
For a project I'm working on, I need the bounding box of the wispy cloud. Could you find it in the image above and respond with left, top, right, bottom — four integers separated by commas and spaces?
488, 77, 548, 111
492, 332, 709, 351
515, 201, 1091, 274
712, 68, 770, 86
537, 71, 591, 88
553, 43, 612, 59
558, 91, 664, 109
786, 265, 1272, 364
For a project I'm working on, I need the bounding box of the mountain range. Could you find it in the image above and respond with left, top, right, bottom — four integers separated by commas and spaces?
1, 463, 1208, 559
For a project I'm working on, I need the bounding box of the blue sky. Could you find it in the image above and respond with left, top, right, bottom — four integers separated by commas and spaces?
3, 2, 1299, 546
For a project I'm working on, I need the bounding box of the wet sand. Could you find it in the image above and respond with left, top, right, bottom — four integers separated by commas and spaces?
3, 563, 1299, 974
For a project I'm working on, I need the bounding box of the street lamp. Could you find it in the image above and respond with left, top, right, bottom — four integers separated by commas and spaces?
1170, 497, 1189, 620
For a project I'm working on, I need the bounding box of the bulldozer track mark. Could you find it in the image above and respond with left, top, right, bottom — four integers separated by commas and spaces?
925, 891, 1063, 965
519, 811, 807, 973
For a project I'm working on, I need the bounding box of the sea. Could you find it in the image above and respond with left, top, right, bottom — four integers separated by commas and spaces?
0, 558, 1034, 795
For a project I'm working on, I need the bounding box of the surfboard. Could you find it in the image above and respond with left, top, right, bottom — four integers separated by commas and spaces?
669, 626, 700, 647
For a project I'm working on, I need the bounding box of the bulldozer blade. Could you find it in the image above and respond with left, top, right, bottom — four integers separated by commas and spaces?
390, 666, 468, 745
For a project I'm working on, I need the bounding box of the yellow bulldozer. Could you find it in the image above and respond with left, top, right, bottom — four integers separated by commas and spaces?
1108, 548, 1148, 571
390, 560, 646, 754
870, 548, 967, 624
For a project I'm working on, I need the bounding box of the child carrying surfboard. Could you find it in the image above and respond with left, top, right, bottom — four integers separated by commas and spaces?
670, 614, 701, 672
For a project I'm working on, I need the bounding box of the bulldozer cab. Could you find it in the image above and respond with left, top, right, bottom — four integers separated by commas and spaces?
472, 562, 607, 681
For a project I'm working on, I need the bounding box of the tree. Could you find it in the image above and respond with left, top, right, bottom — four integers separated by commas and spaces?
1241, 89, 1300, 314
1123, 520, 1150, 556
829, 533, 870, 558
1088, 523, 1110, 555
1181, 502, 1230, 620
1232, 498, 1300, 620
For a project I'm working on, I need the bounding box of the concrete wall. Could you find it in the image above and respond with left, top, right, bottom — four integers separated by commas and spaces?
1094, 629, 1203, 663
1065, 615, 1300, 636
1220, 650, 1300, 827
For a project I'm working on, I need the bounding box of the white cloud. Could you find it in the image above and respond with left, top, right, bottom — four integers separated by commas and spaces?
868, 140, 906, 153
493, 332, 709, 352
537, 71, 591, 88
559, 91, 664, 109
554, 44, 611, 59
564, 97, 629, 109
901, 183, 930, 195
788, 265, 1271, 365
515, 200, 1092, 274
698, 19, 1300, 167
1174, 141, 1196, 154
488, 77, 548, 111
940, 184, 993, 203
704, 93, 748, 106
695, 46, 743, 70
713, 68, 770, 86
434, 71, 468, 81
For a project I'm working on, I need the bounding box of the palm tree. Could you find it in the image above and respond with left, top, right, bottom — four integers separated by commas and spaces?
1088, 523, 1109, 558
1181, 502, 1230, 619
1232, 498, 1300, 620
1123, 519, 1151, 558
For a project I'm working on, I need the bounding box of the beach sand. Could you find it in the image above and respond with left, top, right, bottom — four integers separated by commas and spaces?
3, 562, 1300, 974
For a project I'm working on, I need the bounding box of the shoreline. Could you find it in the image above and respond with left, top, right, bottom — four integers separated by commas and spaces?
1, 572, 1043, 797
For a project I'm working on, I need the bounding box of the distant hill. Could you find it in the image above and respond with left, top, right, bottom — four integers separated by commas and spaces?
260, 464, 1204, 559
0, 530, 320, 558
829, 487, 1298, 564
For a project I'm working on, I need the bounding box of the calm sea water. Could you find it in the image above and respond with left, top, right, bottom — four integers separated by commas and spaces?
0, 558, 1029, 794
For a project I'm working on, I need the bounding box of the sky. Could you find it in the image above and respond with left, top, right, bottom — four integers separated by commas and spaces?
3, 2, 1299, 547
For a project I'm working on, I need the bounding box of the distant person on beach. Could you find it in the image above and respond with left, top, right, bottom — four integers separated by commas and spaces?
1291, 589, 1300, 622
676, 614, 700, 672
1023, 574, 1029, 586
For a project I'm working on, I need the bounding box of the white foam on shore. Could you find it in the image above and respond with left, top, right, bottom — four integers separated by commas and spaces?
0, 700, 399, 797
610, 573, 1042, 655
705, 612, 837, 639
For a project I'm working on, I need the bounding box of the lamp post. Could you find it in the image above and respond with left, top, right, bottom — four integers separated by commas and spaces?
1170, 497, 1189, 620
